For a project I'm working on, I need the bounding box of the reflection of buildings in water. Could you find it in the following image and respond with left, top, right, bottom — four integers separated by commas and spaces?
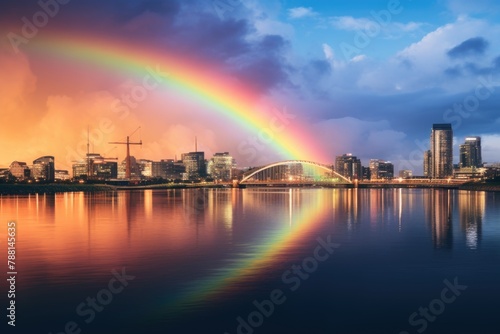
31, 193, 57, 223
331, 188, 361, 231
43, 194, 56, 219
367, 189, 398, 228
458, 191, 484, 250
398, 188, 403, 231
122, 191, 143, 234
426, 190, 453, 249
369, 189, 382, 226
345, 188, 359, 229
182, 189, 209, 225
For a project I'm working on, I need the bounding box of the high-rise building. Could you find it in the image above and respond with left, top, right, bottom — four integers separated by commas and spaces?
369, 159, 394, 180
182, 152, 206, 180
423, 150, 432, 177
32, 156, 55, 181
335, 154, 362, 181
459, 136, 482, 168
207, 152, 235, 181
430, 124, 453, 178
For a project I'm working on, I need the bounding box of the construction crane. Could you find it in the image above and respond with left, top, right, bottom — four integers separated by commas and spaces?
109, 127, 142, 179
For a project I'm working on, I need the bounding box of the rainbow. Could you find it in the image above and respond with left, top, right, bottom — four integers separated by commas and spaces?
23, 33, 334, 317
27, 32, 329, 163
159, 189, 332, 317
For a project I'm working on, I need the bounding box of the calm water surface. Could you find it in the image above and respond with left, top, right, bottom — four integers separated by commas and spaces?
1, 188, 499, 334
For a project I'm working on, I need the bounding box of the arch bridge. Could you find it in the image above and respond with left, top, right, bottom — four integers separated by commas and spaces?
239, 160, 352, 186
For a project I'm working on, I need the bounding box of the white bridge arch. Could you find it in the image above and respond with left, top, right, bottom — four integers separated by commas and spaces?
240, 160, 352, 184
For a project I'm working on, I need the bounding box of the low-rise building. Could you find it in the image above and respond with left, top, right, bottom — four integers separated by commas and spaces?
9, 161, 30, 180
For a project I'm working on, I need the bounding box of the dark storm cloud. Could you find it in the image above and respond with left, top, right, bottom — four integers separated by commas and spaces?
309, 60, 332, 75
113, 0, 293, 93
1, 0, 293, 94
298, 59, 333, 99
118, 0, 181, 19
444, 56, 500, 77
166, 12, 252, 59
165, 14, 292, 92
444, 66, 462, 77
447, 37, 489, 58
234, 35, 292, 91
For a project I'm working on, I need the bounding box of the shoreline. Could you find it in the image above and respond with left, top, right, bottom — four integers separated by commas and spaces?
0, 182, 499, 195
0, 183, 228, 195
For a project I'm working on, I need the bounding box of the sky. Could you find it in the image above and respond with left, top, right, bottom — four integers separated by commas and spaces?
1, 0, 500, 174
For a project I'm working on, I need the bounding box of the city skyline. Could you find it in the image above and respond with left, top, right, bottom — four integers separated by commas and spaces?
2, 123, 497, 183
0, 125, 495, 173
1, 1, 500, 173
3, 2, 500, 334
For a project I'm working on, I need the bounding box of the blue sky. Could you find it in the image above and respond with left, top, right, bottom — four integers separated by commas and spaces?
220, 0, 500, 170
1, 0, 500, 172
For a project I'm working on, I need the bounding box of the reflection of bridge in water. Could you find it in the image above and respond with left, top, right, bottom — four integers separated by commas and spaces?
238, 160, 469, 188
240, 160, 352, 187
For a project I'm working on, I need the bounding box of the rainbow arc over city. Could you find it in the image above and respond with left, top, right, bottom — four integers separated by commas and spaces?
26, 32, 333, 316
29, 32, 329, 164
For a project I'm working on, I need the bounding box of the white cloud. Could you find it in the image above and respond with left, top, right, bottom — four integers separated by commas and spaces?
353, 16, 500, 93
331, 16, 373, 31
288, 7, 317, 19
322, 43, 346, 69
322, 43, 335, 60
350, 55, 367, 63
330, 16, 425, 39
243, 2, 295, 38
395, 21, 423, 32
313, 117, 407, 164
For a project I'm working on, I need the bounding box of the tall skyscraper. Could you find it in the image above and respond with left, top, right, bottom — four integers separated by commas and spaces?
430, 124, 453, 178
335, 153, 362, 181
459, 136, 482, 168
